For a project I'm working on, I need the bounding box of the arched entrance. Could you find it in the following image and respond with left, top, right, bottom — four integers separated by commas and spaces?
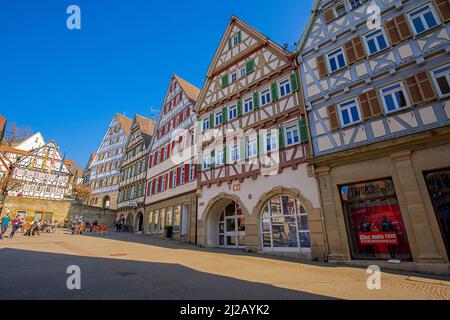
206, 199, 246, 248
102, 196, 111, 209
125, 213, 134, 232
135, 212, 143, 233
260, 195, 311, 252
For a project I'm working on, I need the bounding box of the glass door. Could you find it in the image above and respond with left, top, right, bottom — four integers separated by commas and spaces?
218, 201, 245, 248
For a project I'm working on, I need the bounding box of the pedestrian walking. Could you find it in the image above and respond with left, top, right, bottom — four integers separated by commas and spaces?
0, 214, 12, 239
8, 215, 21, 238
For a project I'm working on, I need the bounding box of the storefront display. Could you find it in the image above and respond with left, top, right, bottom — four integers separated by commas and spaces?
340, 179, 412, 261
425, 169, 450, 260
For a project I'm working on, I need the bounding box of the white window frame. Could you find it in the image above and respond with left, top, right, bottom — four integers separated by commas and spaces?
337, 98, 362, 127
431, 64, 450, 98
202, 152, 211, 170
260, 89, 271, 106
379, 81, 410, 114
407, 4, 441, 35
202, 118, 209, 132
347, 0, 365, 10
231, 72, 237, 84
279, 79, 291, 98
326, 47, 347, 73
215, 112, 223, 126
232, 34, 240, 47
244, 97, 253, 113
363, 29, 389, 56
229, 105, 237, 119
230, 144, 240, 163
284, 124, 300, 147
246, 138, 258, 159
180, 167, 185, 185
171, 171, 176, 188
240, 67, 246, 78
265, 131, 278, 152
216, 149, 224, 166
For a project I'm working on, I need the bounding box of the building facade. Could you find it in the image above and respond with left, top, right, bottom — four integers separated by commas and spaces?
7, 141, 72, 201
195, 17, 324, 259
88, 114, 132, 210
298, 0, 450, 274
144, 75, 200, 243
117, 114, 155, 232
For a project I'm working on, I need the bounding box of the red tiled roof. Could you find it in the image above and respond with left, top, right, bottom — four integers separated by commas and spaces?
174, 75, 201, 102
135, 114, 156, 136
115, 114, 133, 136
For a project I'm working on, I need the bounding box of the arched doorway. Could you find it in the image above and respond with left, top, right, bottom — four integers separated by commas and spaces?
135, 212, 143, 233
102, 196, 111, 209
125, 213, 134, 232
206, 199, 245, 248
260, 195, 311, 252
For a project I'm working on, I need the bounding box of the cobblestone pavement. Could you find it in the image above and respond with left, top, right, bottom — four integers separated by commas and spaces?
0, 229, 449, 300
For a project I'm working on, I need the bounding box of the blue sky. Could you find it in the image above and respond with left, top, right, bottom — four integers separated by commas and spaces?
0, 0, 313, 167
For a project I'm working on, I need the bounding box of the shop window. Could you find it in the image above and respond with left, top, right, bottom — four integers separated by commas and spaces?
340, 179, 412, 261
431, 64, 450, 97
424, 169, 450, 260
260, 195, 310, 251
173, 205, 181, 234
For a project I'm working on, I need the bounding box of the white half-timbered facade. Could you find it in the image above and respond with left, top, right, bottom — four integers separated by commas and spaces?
195, 17, 324, 259
298, 0, 450, 274
89, 113, 132, 210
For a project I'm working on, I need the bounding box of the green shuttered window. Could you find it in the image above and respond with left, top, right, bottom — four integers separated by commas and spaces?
278, 127, 285, 149
237, 100, 243, 117
271, 82, 279, 101
222, 74, 229, 88
299, 118, 309, 143
222, 106, 228, 123
290, 73, 299, 92
253, 92, 260, 109
246, 60, 255, 75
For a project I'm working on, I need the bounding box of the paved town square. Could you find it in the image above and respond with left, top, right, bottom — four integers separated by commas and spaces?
0, 229, 449, 300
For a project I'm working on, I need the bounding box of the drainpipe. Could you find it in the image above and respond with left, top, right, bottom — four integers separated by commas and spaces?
194, 196, 198, 246
314, 166, 330, 263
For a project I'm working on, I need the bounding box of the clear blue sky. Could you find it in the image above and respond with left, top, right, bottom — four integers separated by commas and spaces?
0, 0, 313, 167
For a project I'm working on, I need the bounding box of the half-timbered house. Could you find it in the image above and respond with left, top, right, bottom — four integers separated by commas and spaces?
88, 113, 132, 210
144, 75, 200, 243
195, 17, 324, 259
117, 114, 155, 233
298, 0, 450, 274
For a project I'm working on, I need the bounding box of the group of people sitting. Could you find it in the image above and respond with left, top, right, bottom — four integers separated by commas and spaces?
0, 213, 58, 239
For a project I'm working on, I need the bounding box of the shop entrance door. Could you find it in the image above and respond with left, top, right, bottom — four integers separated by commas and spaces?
218, 201, 245, 248
425, 169, 450, 260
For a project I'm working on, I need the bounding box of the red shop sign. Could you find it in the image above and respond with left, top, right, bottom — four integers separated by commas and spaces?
358, 232, 399, 246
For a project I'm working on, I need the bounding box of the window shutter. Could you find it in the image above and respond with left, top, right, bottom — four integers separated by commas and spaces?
222, 106, 228, 123
271, 82, 279, 101
316, 54, 328, 78
146, 181, 151, 196
221, 74, 229, 88
246, 60, 255, 74
209, 113, 214, 128
194, 164, 198, 179
326, 105, 340, 131
186, 106, 190, 118
158, 176, 162, 193
299, 118, 309, 143
278, 127, 285, 149
185, 163, 190, 182
237, 30, 242, 42
353, 36, 366, 61
367, 89, 383, 117
237, 100, 243, 116
324, 7, 336, 24
197, 163, 202, 174
149, 154, 153, 168
434, 0, 450, 21
152, 179, 156, 194
239, 140, 246, 161
396, 14, 412, 41
210, 149, 215, 168
290, 73, 299, 92
358, 92, 374, 120
385, 19, 401, 46
253, 92, 260, 109
344, 40, 357, 65
228, 37, 232, 50
169, 171, 173, 189
223, 145, 228, 165
258, 133, 264, 157
405, 71, 437, 104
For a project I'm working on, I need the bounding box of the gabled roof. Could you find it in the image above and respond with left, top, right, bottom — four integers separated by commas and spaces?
135, 114, 156, 148
295, 0, 321, 54
14, 132, 45, 151
115, 113, 133, 137
174, 75, 201, 102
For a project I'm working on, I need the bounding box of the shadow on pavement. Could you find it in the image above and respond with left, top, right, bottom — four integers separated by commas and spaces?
0, 247, 332, 300
81, 230, 450, 283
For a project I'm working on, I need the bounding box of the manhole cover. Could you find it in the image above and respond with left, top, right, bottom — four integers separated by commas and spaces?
110, 253, 127, 257
117, 271, 137, 277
